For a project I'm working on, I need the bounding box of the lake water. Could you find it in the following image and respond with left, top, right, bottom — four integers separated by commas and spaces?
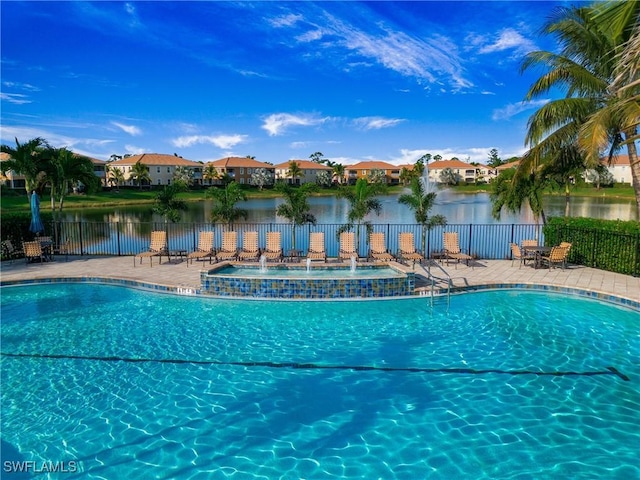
63, 191, 638, 224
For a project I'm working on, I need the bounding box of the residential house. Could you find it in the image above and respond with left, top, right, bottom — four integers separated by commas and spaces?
427, 159, 478, 184
274, 160, 332, 185
207, 157, 275, 186
345, 161, 401, 185
592, 155, 633, 185
109, 153, 203, 187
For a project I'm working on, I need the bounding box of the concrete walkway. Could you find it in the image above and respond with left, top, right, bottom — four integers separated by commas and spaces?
1, 254, 638, 305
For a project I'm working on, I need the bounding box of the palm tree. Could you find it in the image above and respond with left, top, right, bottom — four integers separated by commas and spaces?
172, 166, 193, 188
106, 165, 125, 191
275, 182, 317, 251
286, 161, 303, 185
337, 177, 386, 246
439, 168, 458, 186
153, 183, 188, 223
203, 163, 219, 186
46, 148, 100, 215
332, 163, 345, 185
0, 137, 50, 194
206, 181, 248, 229
521, 3, 640, 215
490, 166, 547, 225
130, 160, 151, 189
398, 177, 447, 254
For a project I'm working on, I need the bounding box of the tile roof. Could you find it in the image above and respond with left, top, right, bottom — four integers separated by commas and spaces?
208, 157, 274, 169
428, 159, 476, 169
273, 160, 332, 170
601, 155, 630, 166
346, 161, 398, 170
496, 159, 520, 170
109, 153, 201, 167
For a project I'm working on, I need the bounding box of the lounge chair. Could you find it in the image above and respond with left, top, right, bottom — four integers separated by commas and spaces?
238, 231, 260, 261
368, 232, 394, 262
216, 231, 238, 262
262, 231, 283, 262
135, 230, 168, 267
509, 242, 527, 268
521, 239, 538, 264
540, 245, 569, 270
187, 231, 215, 267
307, 232, 327, 262
443, 232, 472, 268
23, 241, 44, 264
338, 232, 358, 261
397, 232, 425, 265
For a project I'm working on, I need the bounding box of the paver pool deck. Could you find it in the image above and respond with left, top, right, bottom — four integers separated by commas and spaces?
1, 255, 638, 305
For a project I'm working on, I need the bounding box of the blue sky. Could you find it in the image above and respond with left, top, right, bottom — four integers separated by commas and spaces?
1, 1, 573, 166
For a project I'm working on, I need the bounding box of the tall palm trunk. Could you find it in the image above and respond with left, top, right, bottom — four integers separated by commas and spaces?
625, 129, 640, 214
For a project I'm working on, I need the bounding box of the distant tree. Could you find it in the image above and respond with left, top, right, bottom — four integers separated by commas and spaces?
585, 165, 614, 189
203, 164, 219, 186
433, 154, 442, 161
399, 167, 414, 186
417, 153, 432, 164
287, 161, 304, 185
337, 178, 387, 246
245, 155, 256, 159
172, 166, 193, 188
251, 167, 273, 190
398, 176, 447, 254
106, 164, 125, 190
332, 163, 345, 184
367, 169, 386, 185
0, 137, 50, 194
439, 168, 459, 186
315, 170, 332, 187
153, 183, 188, 223
206, 181, 248, 229
109, 154, 123, 162
309, 151, 325, 163
275, 182, 318, 251
487, 148, 503, 168
451, 156, 459, 161
130, 160, 151, 189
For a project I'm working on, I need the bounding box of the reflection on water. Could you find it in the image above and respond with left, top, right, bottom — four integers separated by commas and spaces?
62, 191, 637, 224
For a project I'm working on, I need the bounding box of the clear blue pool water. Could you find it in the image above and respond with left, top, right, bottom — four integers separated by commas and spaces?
1, 284, 639, 479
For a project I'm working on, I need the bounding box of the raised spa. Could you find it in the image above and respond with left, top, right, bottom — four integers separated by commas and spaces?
200, 261, 415, 299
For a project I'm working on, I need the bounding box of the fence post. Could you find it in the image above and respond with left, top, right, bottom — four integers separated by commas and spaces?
78, 222, 84, 255
117, 223, 121, 256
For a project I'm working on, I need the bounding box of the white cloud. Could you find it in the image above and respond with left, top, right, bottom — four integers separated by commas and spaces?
261, 113, 328, 136
269, 13, 303, 28
492, 99, 548, 120
353, 116, 404, 130
478, 28, 537, 57
0, 93, 31, 105
111, 121, 142, 136
124, 144, 146, 155
172, 134, 248, 149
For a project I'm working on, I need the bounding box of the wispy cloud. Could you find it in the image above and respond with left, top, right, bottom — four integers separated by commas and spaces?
111, 121, 142, 136
2, 81, 40, 92
353, 116, 404, 130
124, 144, 146, 155
172, 134, 247, 149
492, 99, 548, 120
282, 8, 473, 91
477, 28, 537, 58
261, 113, 328, 136
0, 93, 31, 104
269, 13, 303, 28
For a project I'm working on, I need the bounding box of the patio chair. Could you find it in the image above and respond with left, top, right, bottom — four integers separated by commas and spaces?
338, 232, 358, 261
238, 231, 260, 261
187, 231, 215, 267
135, 230, 168, 267
2, 240, 21, 263
443, 232, 472, 268
22, 241, 45, 264
262, 231, 283, 262
216, 231, 238, 262
520, 239, 538, 263
368, 232, 394, 262
509, 243, 527, 268
540, 245, 569, 270
307, 232, 327, 262
397, 232, 425, 265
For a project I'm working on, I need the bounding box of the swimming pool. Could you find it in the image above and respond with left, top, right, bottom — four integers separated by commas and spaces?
1, 284, 639, 479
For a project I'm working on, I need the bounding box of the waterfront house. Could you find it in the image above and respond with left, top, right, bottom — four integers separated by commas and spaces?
207, 157, 275, 186
109, 153, 203, 187
273, 160, 332, 185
